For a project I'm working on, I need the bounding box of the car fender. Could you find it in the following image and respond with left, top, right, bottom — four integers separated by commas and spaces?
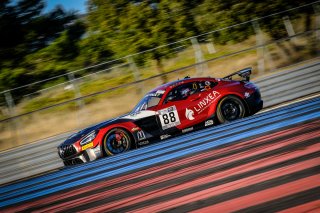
207, 91, 247, 117
97, 122, 139, 149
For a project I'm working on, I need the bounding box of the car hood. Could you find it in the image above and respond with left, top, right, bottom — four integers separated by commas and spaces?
59, 110, 157, 146
60, 116, 126, 146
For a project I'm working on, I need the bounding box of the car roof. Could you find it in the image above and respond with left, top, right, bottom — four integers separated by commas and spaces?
149, 77, 215, 93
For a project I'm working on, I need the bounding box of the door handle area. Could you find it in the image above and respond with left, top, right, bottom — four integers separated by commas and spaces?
191, 97, 201, 102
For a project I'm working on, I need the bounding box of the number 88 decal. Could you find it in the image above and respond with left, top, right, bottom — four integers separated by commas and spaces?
162, 112, 176, 124
159, 106, 181, 130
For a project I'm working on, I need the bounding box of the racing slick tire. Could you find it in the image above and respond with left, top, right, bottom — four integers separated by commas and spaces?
216, 95, 246, 124
103, 128, 132, 156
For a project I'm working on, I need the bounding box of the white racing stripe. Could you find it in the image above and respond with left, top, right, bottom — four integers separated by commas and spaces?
122, 110, 157, 120
259, 92, 320, 113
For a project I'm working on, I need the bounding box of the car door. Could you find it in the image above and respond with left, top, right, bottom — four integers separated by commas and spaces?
189, 80, 220, 123
125, 92, 165, 143
158, 81, 216, 132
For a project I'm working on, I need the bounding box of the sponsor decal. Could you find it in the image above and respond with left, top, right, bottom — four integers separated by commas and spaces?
138, 140, 149, 146
124, 110, 156, 120
185, 108, 195, 120
182, 127, 193, 133
156, 90, 165, 95
205, 119, 214, 126
146, 93, 158, 97
204, 81, 211, 90
170, 81, 184, 88
205, 86, 211, 90
131, 127, 140, 132
244, 92, 250, 98
137, 130, 146, 141
194, 91, 220, 114
160, 134, 171, 140
193, 83, 198, 90
158, 106, 181, 130
146, 91, 164, 97
81, 142, 93, 151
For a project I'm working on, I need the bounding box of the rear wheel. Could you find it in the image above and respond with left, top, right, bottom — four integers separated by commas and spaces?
216, 96, 246, 124
103, 128, 132, 156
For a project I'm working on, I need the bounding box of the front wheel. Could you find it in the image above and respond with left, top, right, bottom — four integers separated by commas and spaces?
216, 96, 246, 124
103, 128, 132, 156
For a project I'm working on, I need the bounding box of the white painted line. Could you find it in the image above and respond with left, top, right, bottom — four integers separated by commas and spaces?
259, 92, 320, 113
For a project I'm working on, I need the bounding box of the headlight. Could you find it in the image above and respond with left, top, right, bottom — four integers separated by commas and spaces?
80, 130, 98, 146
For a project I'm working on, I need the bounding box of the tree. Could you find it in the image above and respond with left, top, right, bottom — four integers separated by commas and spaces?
77, 33, 114, 68
23, 20, 86, 83
0, 0, 75, 66
87, 0, 198, 83
194, 0, 254, 44
0, 0, 80, 102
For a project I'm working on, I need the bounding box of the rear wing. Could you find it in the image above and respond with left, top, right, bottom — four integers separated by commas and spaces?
223, 67, 252, 81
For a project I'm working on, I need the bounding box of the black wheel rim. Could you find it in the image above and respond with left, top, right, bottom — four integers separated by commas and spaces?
221, 100, 241, 121
105, 130, 129, 154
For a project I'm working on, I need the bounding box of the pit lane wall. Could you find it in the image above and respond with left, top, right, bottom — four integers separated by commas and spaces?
0, 60, 319, 185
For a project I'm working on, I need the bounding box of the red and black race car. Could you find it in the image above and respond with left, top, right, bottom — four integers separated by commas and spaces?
58, 67, 263, 165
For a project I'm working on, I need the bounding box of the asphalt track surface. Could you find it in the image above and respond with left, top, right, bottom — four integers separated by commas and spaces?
0, 97, 320, 212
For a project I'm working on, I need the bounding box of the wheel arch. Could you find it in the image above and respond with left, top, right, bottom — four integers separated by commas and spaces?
214, 93, 248, 123
208, 92, 249, 118
218, 93, 249, 115
100, 125, 137, 157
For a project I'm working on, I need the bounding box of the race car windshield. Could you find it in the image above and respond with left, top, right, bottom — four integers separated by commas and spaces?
132, 93, 162, 112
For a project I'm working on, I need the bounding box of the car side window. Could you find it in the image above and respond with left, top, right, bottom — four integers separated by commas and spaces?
197, 80, 217, 91
164, 82, 200, 103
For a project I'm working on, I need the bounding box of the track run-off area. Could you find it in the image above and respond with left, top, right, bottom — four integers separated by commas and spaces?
0, 95, 319, 212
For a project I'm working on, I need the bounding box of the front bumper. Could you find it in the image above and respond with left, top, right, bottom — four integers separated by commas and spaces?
58, 144, 103, 166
